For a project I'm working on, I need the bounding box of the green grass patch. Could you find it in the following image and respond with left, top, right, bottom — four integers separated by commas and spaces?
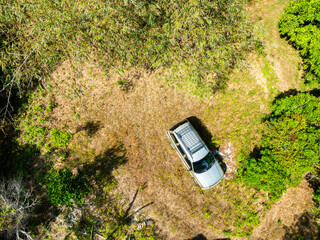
16, 89, 72, 156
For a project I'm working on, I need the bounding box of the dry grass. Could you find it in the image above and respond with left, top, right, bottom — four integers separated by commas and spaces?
25, 0, 315, 239
250, 180, 317, 240
42, 59, 271, 239
246, 0, 302, 95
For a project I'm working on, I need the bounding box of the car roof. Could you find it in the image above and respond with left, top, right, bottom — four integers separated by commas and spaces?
172, 121, 208, 162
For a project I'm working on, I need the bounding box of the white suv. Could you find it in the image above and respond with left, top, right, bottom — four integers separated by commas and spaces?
166, 119, 224, 190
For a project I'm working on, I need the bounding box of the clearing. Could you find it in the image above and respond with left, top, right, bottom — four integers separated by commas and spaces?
20, 0, 318, 238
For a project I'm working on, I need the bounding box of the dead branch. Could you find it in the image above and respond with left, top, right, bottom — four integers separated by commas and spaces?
0, 176, 38, 239
0, 47, 37, 121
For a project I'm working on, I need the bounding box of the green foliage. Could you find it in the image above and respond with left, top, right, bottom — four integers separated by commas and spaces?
17, 90, 72, 155
231, 199, 261, 237
49, 128, 72, 148
45, 168, 91, 206
222, 183, 264, 237
312, 186, 320, 223
0, 206, 15, 230
238, 93, 320, 200
1, 0, 254, 96
17, 92, 51, 147
313, 189, 320, 210
278, 0, 320, 83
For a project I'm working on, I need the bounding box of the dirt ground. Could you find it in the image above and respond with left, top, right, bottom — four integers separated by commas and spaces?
250, 180, 317, 240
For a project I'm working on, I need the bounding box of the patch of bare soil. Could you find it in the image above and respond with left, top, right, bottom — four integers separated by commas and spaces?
251, 180, 318, 240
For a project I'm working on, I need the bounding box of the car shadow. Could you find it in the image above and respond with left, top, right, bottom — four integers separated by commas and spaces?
187, 116, 217, 149
187, 116, 227, 174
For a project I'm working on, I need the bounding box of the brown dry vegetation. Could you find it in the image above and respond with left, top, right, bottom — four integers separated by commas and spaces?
46, 60, 269, 239
17, 0, 318, 239
246, 0, 302, 98
251, 180, 317, 240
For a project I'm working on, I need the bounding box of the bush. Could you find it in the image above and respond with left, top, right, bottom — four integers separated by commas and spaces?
45, 168, 90, 206
17, 91, 72, 155
278, 0, 320, 83
49, 128, 72, 148
239, 93, 320, 200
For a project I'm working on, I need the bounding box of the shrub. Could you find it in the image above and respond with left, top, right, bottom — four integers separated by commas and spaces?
49, 128, 72, 148
239, 93, 320, 200
278, 0, 320, 83
45, 168, 91, 206
17, 91, 72, 154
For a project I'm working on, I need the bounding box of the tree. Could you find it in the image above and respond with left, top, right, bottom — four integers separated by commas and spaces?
239, 93, 320, 200
278, 0, 320, 83
0, 177, 37, 240
45, 168, 90, 206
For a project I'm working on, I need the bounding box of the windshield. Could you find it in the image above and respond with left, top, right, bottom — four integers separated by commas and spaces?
193, 152, 215, 174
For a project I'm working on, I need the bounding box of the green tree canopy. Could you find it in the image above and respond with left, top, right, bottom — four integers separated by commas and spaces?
239, 93, 320, 200
278, 0, 320, 83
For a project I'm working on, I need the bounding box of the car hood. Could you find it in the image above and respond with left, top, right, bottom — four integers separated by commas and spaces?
194, 162, 224, 189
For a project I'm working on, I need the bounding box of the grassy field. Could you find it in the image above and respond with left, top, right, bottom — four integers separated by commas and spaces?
13, 0, 319, 239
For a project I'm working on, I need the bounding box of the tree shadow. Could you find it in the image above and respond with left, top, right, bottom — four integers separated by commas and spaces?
0, 139, 57, 239
105, 184, 154, 240
260, 88, 320, 123
249, 146, 262, 159
187, 234, 230, 240
283, 211, 320, 240
187, 116, 227, 173
76, 120, 102, 137
187, 234, 207, 240
273, 88, 299, 103
272, 88, 320, 105
305, 172, 320, 192
309, 89, 320, 97
82, 144, 127, 187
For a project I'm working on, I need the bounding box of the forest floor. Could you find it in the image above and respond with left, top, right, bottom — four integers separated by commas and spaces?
23, 0, 319, 239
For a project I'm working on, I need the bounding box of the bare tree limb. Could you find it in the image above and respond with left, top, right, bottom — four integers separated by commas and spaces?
0, 176, 38, 239
0, 46, 38, 121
